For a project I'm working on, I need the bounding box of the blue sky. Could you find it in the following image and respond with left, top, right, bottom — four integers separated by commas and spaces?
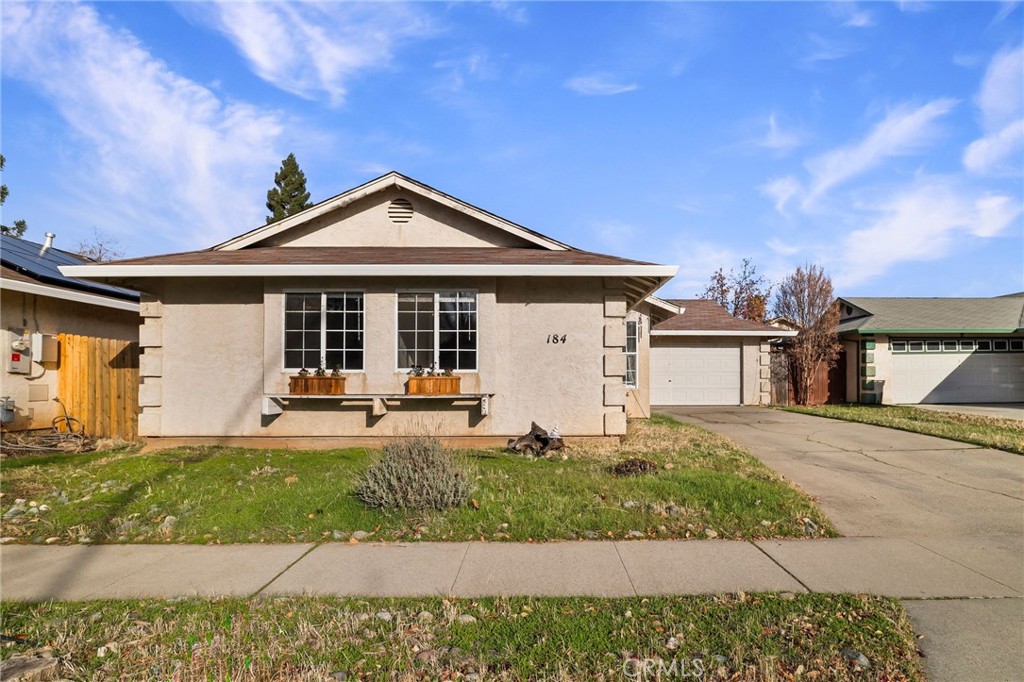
2, 1, 1021, 298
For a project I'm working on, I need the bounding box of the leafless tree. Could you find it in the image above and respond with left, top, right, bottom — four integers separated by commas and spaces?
700, 258, 771, 322
74, 228, 124, 262
773, 263, 842, 405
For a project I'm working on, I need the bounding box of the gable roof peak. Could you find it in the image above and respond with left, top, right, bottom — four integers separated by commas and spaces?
212, 171, 573, 253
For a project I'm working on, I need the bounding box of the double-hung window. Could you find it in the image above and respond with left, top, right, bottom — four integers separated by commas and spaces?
625, 320, 639, 388
284, 292, 364, 371
397, 291, 477, 371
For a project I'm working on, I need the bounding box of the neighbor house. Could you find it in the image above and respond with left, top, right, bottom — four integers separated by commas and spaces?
838, 295, 1024, 404
64, 172, 678, 446
1, 233, 139, 430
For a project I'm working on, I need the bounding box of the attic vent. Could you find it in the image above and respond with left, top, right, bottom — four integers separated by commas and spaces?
388, 198, 414, 224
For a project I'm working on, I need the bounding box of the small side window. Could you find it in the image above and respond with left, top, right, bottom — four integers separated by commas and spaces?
943, 340, 958, 351
976, 340, 992, 352
908, 341, 924, 352
891, 341, 907, 352
960, 340, 975, 351
925, 340, 941, 352
1010, 339, 1024, 352
993, 339, 1009, 352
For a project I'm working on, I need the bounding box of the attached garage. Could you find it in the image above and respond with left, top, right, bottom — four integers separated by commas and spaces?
651, 339, 740, 405
890, 341, 1024, 404
838, 296, 1024, 405
648, 300, 795, 407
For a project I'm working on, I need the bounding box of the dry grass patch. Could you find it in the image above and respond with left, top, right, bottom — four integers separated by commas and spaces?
0, 594, 923, 681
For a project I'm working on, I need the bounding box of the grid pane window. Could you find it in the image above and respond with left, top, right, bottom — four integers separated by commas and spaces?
284, 292, 363, 370
625, 320, 639, 388
397, 291, 477, 370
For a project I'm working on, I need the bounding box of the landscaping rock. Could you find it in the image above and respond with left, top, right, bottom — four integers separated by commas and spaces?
0, 651, 62, 681
158, 516, 178, 535
842, 649, 870, 671
621, 500, 638, 509
45, 537, 61, 545
78, 537, 93, 544
330, 673, 348, 681
663, 462, 675, 470
3, 508, 25, 520
331, 530, 348, 541
704, 529, 719, 539
417, 611, 435, 623
415, 649, 438, 663
803, 517, 819, 535
582, 530, 598, 539
0, 537, 17, 544
457, 614, 477, 624
352, 530, 370, 540
375, 611, 393, 622
627, 530, 645, 538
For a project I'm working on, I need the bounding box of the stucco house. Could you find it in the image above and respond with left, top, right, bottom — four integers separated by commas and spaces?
838, 295, 1024, 404
64, 172, 678, 446
1, 233, 139, 430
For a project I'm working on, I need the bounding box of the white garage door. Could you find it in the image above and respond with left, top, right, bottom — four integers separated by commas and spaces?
651, 339, 741, 405
891, 352, 1024, 404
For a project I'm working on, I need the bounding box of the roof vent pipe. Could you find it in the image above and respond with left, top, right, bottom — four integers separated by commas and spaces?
39, 232, 55, 256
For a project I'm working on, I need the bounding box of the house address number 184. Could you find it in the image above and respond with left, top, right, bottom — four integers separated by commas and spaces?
546, 334, 568, 344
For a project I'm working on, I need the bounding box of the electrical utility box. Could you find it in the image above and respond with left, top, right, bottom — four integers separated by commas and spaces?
31, 333, 59, 363
7, 331, 32, 374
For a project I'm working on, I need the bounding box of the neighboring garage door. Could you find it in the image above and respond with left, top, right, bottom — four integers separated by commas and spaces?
651, 339, 741, 405
891, 348, 1024, 404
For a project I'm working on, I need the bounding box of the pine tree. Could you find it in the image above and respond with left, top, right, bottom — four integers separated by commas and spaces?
265, 153, 312, 224
0, 153, 28, 238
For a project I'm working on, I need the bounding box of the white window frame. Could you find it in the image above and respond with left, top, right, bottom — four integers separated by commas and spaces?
282, 290, 365, 372
395, 290, 479, 372
625, 319, 639, 388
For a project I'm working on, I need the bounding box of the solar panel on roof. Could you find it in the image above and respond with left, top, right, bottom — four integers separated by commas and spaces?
0, 234, 138, 300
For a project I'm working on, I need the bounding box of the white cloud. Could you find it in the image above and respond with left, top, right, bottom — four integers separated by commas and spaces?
434, 50, 498, 93
760, 176, 803, 216
803, 98, 957, 205
835, 178, 1022, 287
564, 73, 638, 96
186, 2, 434, 106
766, 238, 801, 256
1, 2, 288, 249
758, 114, 803, 153
490, 1, 528, 24
831, 3, 876, 28
964, 46, 1024, 175
801, 34, 857, 66
662, 241, 737, 297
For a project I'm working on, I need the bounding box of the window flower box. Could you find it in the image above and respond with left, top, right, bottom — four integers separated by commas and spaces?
406, 375, 461, 395
289, 375, 346, 395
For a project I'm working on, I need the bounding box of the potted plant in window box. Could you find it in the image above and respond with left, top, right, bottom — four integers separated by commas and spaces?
289, 365, 346, 395
406, 365, 460, 395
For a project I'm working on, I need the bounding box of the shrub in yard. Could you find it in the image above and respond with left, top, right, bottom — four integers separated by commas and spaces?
610, 457, 658, 477
357, 437, 474, 510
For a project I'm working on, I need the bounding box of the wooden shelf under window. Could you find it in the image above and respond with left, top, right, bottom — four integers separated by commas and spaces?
262, 392, 494, 418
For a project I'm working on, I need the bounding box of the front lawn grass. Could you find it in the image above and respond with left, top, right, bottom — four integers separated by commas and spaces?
0, 594, 924, 681
0, 415, 834, 544
783, 403, 1024, 455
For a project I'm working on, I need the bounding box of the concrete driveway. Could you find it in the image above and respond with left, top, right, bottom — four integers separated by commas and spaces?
656, 405, 1024, 682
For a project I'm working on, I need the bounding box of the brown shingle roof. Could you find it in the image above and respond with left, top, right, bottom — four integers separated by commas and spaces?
655, 299, 785, 333
103, 246, 654, 267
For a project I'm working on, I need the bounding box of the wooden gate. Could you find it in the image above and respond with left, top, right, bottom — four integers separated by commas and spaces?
57, 334, 139, 440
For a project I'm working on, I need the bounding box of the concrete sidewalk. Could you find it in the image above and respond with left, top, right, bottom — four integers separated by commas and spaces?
2, 536, 1020, 601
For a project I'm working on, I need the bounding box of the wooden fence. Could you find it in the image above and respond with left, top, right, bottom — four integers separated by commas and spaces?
771, 349, 847, 406
57, 334, 140, 440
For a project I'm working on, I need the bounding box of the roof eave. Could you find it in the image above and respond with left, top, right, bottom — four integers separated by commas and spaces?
841, 328, 1021, 335
61, 263, 679, 280
651, 329, 798, 337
